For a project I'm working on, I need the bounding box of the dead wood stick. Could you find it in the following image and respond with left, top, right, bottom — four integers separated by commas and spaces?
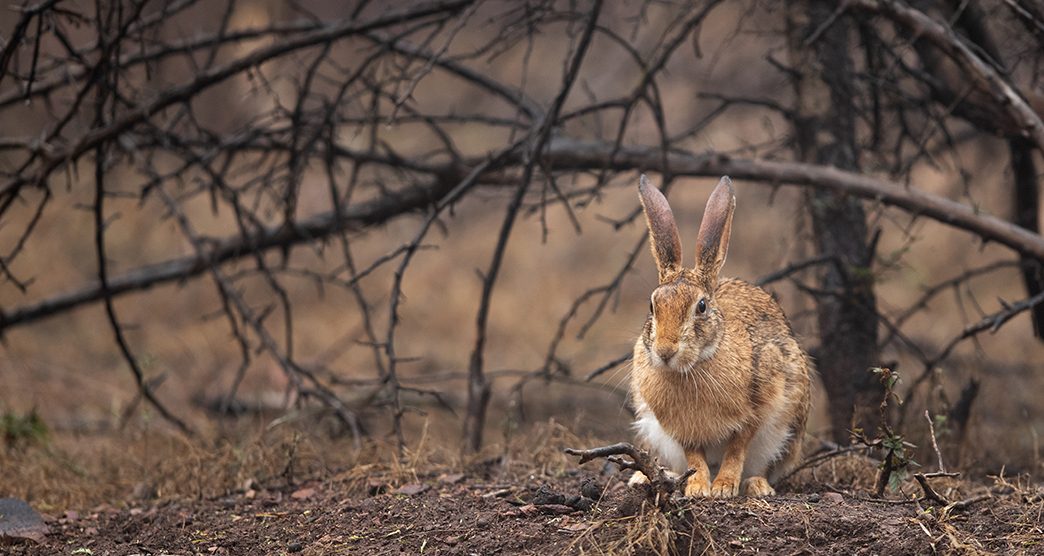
924, 410, 946, 472
565, 442, 694, 504
914, 471, 962, 506
944, 493, 992, 514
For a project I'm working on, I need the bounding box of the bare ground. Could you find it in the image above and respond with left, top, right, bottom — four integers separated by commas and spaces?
9, 457, 1042, 556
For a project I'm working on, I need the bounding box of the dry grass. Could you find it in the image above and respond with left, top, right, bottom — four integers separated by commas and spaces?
3, 415, 1041, 555
0, 420, 360, 511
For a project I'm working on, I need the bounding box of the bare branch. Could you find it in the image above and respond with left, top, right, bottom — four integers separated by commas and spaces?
565, 442, 694, 504
850, 0, 1044, 153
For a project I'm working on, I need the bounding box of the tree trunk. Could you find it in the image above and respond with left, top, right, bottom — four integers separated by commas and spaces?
1010, 138, 1044, 339
787, 1, 881, 442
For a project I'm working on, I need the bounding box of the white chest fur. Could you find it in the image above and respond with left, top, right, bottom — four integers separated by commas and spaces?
632, 391, 791, 479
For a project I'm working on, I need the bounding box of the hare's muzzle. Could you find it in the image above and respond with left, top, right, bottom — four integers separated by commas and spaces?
653, 343, 678, 366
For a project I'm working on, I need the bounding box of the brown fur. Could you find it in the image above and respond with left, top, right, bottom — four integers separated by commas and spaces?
630, 175, 812, 498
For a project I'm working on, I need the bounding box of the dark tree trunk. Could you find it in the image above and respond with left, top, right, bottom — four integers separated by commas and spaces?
787, 1, 881, 443
1010, 138, 1044, 339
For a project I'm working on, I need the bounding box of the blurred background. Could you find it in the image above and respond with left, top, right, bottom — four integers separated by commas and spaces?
0, 0, 1042, 505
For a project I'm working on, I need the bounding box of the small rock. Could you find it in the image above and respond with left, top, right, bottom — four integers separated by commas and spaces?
0, 498, 49, 544
287, 541, 303, 552
64, 510, 79, 522
571, 497, 595, 512
580, 478, 603, 501
518, 504, 540, 517
615, 491, 646, 517
395, 483, 429, 496
129, 508, 144, 516
475, 515, 491, 528
244, 489, 257, 500
291, 487, 316, 501
539, 504, 578, 515
443, 535, 462, 546
729, 539, 744, 548
438, 473, 466, 485
531, 485, 565, 506
808, 493, 821, 503
822, 492, 844, 504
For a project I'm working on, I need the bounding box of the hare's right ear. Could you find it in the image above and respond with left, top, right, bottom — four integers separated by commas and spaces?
638, 174, 682, 282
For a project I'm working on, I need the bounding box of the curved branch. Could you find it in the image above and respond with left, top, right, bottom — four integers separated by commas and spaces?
538, 138, 1044, 260
4, 138, 1044, 332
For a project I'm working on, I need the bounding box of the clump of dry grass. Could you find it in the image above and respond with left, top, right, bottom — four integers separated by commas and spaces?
782, 452, 882, 493
610, 506, 677, 555
0, 419, 362, 511
0, 415, 606, 512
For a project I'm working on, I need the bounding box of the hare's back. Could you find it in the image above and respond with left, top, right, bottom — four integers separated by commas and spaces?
717, 278, 808, 374
716, 279, 793, 335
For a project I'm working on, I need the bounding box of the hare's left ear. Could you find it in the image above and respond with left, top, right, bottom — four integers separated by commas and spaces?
694, 176, 735, 280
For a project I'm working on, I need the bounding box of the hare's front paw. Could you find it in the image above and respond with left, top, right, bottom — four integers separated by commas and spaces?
710, 475, 740, 498
684, 475, 711, 497
741, 476, 775, 497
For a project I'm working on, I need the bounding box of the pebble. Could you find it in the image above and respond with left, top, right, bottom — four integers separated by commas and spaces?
395, 483, 430, 496
822, 492, 844, 504
580, 478, 603, 501
438, 473, 466, 485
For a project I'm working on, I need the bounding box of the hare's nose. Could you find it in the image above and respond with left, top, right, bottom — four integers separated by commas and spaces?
655, 345, 677, 363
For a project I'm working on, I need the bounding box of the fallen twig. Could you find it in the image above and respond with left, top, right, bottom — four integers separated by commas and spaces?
565, 442, 693, 505
943, 494, 992, 514
914, 472, 959, 506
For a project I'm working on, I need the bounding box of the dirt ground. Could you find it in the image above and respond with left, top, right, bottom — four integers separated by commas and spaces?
7, 450, 1042, 556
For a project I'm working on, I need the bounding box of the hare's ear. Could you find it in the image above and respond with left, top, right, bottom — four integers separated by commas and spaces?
638, 175, 682, 282
695, 176, 735, 280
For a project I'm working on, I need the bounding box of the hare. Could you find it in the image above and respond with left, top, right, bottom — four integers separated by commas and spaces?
629, 175, 811, 498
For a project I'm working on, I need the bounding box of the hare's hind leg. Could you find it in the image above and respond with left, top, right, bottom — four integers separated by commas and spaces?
767, 431, 804, 485
710, 424, 762, 498
741, 476, 775, 496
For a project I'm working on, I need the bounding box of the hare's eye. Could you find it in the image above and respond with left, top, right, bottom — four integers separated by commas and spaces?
697, 298, 707, 314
